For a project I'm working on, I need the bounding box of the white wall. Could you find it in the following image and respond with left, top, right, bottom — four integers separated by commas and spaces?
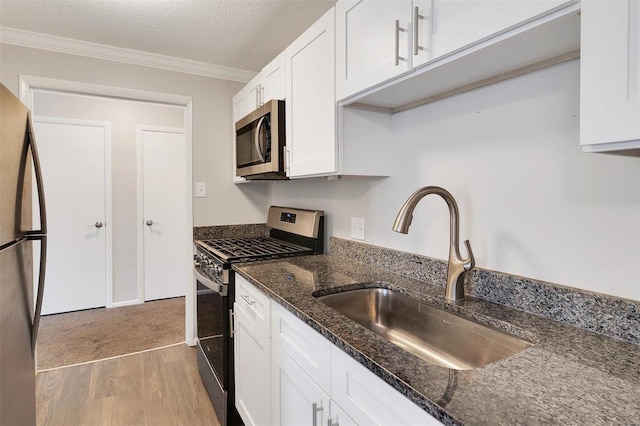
271, 60, 640, 302
33, 91, 184, 303
0, 44, 271, 228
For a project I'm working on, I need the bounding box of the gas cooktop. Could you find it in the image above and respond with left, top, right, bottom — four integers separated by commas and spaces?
196, 237, 313, 263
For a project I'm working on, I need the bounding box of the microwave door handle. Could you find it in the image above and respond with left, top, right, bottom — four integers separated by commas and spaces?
254, 116, 266, 163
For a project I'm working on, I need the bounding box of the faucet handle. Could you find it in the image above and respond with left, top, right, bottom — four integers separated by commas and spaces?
462, 239, 475, 271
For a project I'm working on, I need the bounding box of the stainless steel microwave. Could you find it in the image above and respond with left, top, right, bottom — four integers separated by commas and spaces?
235, 99, 287, 180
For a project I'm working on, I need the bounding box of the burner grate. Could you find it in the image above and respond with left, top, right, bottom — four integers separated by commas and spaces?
198, 237, 313, 262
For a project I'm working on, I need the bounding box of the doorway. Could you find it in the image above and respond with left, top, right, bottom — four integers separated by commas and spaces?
20, 76, 196, 344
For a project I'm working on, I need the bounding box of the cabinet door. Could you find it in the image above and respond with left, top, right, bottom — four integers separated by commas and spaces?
233, 86, 252, 124
581, 0, 640, 150
271, 302, 331, 394
286, 7, 337, 177
262, 52, 286, 103
271, 343, 330, 426
331, 346, 440, 425
336, 0, 413, 100
234, 304, 271, 426
430, 0, 572, 61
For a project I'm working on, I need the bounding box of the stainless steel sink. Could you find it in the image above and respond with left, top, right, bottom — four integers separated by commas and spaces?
317, 288, 531, 370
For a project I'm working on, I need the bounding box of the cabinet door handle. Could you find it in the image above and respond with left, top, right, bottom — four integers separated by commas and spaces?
414, 6, 425, 55
312, 402, 324, 426
240, 294, 255, 306
284, 145, 291, 175
395, 20, 406, 65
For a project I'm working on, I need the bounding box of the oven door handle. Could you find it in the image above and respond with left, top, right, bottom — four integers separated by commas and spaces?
194, 268, 228, 297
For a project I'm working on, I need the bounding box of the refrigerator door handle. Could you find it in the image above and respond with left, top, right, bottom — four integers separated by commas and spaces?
25, 116, 47, 237
23, 115, 48, 352
31, 235, 47, 353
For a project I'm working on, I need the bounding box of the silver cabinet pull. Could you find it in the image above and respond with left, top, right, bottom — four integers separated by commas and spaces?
312, 402, 324, 426
255, 85, 260, 108
284, 145, 291, 175
414, 6, 424, 55
145, 220, 155, 226
395, 19, 406, 65
90, 221, 104, 228
240, 294, 255, 306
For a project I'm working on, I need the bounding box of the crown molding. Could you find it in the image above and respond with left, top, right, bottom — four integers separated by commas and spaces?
0, 26, 256, 83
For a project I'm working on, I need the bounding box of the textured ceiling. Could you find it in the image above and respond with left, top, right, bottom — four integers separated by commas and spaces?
0, 0, 337, 72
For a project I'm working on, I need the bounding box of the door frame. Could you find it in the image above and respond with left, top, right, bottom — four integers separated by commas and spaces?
32, 115, 114, 309
19, 75, 195, 345
136, 124, 187, 303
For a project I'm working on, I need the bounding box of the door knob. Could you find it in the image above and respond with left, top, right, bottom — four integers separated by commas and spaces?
146, 220, 154, 226
90, 221, 104, 228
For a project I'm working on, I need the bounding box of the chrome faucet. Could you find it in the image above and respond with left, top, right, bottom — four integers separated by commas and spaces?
392, 186, 475, 302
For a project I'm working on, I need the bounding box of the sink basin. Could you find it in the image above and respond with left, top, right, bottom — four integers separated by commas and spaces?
317, 288, 531, 370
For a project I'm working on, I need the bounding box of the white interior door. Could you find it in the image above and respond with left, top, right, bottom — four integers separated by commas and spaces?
140, 127, 187, 301
34, 118, 111, 315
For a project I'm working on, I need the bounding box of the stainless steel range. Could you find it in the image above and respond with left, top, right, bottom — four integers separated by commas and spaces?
194, 206, 325, 426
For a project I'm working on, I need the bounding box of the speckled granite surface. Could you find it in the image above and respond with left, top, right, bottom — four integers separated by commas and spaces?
193, 224, 269, 241
331, 238, 640, 345
234, 255, 640, 425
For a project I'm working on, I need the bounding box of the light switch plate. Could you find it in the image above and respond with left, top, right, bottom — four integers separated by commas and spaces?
351, 217, 365, 240
195, 182, 206, 198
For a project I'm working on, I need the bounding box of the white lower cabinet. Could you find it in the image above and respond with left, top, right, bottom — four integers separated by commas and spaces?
234, 303, 271, 426
234, 275, 440, 425
331, 346, 440, 425
271, 342, 332, 426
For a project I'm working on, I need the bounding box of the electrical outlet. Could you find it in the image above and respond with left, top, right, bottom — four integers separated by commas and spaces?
351, 217, 365, 240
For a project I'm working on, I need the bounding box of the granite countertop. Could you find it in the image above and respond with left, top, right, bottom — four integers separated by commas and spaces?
233, 254, 640, 425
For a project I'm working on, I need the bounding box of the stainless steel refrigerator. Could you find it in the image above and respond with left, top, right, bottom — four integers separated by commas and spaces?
0, 83, 47, 425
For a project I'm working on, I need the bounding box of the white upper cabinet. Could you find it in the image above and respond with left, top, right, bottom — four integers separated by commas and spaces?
261, 52, 286, 104
429, 0, 570, 61
285, 8, 337, 177
336, 0, 414, 100
336, 0, 578, 104
233, 52, 286, 123
580, 0, 640, 152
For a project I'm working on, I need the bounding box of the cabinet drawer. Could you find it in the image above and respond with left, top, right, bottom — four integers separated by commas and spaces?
331, 345, 440, 426
236, 275, 271, 335
271, 301, 331, 394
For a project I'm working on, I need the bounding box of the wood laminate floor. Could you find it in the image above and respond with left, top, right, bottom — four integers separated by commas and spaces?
36, 344, 221, 426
